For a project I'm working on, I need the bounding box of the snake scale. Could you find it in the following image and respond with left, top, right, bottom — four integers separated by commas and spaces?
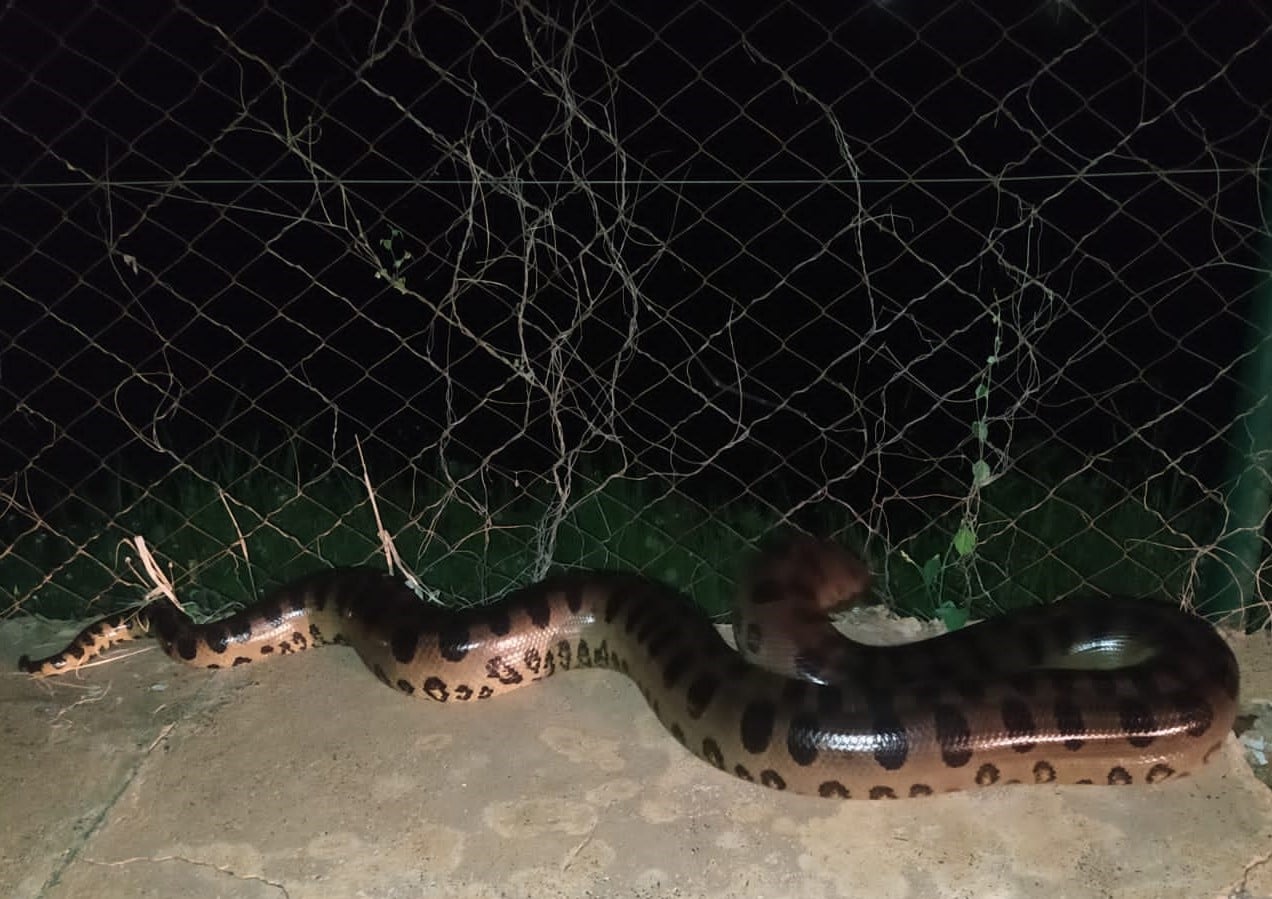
19, 537, 1239, 799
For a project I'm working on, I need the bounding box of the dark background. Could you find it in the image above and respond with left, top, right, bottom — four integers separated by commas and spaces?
1, 0, 1268, 522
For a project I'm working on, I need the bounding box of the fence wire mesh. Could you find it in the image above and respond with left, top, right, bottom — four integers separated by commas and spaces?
2, 2, 1270, 624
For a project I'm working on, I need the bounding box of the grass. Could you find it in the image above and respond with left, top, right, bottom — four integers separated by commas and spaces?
0, 448, 1222, 627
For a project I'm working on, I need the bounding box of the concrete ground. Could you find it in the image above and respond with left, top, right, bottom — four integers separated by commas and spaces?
2, 609, 1270, 899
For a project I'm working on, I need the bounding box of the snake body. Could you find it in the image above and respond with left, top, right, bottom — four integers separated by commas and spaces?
19, 539, 1239, 799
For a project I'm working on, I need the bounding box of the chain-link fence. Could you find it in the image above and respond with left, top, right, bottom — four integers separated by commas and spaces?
2, 2, 1270, 626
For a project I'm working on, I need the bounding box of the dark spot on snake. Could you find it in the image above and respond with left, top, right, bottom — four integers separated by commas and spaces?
260, 603, 284, 629
686, 673, 720, 719
926, 656, 956, 681
669, 723, 685, 744
228, 618, 253, 644
477, 685, 494, 699
933, 704, 973, 768
912, 683, 941, 706
231, 657, 252, 667
781, 679, 809, 704
818, 781, 850, 799
624, 601, 652, 637
869, 786, 898, 799
1155, 657, 1188, 686
523, 591, 552, 630
1006, 671, 1037, 696
372, 664, 391, 686
1051, 616, 1075, 654
1032, 761, 1057, 783
662, 650, 693, 688
743, 622, 763, 654
304, 586, 327, 613
952, 677, 985, 702
453, 684, 474, 701
485, 607, 511, 636
202, 625, 230, 656
577, 639, 593, 667
645, 626, 677, 658
1128, 667, 1161, 698
1107, 767, 1132, 785
1000, 697, 1038, 752
259, 645, 274, 655
1089, 670, 1116, 697
786, 712, 820, 766
817, 685, 843, 715
423, 676, 448, 701
739, 700, 776, 754
592, 640, 611, 668
908, 784, 933, 798
1054, 698, 1086, 750
390, 626, 419, 664
206, 664, 220, 669
603, 587, 631, 623
701, 737, 725, 769
868, 691, 909, 771
1050, 669, 1078, 695
636, 615, 661, 644
1118, 698, 1157, 748
1174, 690, 1213, 737
966, 637, 998, 677
1147, 763, 1175, 782
975, 763, 1000, 786
174, 634, 199, 661
150, 606, 183, 642
1019, 629, 1045, 666
734, 764, 754, 782
555, 640, 572, 670
485, 656, 522, 685
760, 770, 787, 790
396, 679, 414, 695
437, 624, 471, 663
1075, 778, 1093, 785
523, 648, 542, 674
564, 581, 585, 614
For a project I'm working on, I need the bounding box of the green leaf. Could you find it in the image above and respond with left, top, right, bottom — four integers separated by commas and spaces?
972, 459, 991, 486
921, 554, 941, 589
935, 601, 970, 631
952, 526, 976, 557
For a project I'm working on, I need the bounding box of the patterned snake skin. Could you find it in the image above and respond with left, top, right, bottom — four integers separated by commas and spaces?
19, 537, 1239, 799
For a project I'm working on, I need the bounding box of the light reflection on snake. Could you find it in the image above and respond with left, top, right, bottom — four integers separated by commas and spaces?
19, 536, 1239, 799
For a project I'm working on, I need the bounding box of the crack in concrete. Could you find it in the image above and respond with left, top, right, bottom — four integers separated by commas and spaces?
1229, 845, 1272, 899
31, 674, 221, 898
83, 854, 291, 898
